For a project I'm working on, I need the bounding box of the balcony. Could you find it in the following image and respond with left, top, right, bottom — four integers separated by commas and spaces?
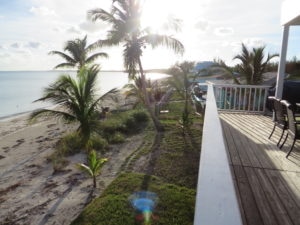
194, 83, 300, 225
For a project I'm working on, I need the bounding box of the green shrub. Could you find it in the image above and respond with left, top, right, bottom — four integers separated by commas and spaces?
109, 132, 126, 144
100, 118, 127, 140
56, 132, 83, 156
87, 135, 109, 152
51, 154, 69, 173
100, 110, 149, 138
131, 110, 149, 123
124, 115, 137, 131
56, 132, 109, 155
122, 110, 149, 133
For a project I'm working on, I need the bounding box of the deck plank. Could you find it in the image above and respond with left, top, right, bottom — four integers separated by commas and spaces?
255, 168, 293, 225
219, 113, 300, 225
266, 170, 300, 224
223, 118, 250, 165
231, 165, 248, 225
232, 165, 264, 225
221, 119, 242, 166
244, 167, 278, 225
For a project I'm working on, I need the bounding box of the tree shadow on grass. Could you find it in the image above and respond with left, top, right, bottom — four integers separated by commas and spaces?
140, 132, 164, 190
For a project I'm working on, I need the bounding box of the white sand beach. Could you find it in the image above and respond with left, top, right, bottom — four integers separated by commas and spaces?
0, 111, 145, 225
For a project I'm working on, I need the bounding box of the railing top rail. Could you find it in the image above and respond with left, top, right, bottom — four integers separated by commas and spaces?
207, 81, 271, 89
193, 83, 242, 225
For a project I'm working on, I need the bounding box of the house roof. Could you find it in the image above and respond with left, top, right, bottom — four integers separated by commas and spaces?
281, 0, 300, 25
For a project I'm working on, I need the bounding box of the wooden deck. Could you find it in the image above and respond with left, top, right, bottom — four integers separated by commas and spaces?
219, 113, 300, 225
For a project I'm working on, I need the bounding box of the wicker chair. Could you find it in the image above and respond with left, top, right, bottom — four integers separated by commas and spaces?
280, 100, 300, 158
268, 96, 288, 147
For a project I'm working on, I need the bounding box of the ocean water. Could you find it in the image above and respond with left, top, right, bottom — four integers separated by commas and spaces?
0, 71, 167, 119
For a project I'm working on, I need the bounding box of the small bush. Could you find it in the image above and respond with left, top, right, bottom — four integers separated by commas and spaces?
131, 110, 149, 123
124, 116, 137, 130
51, 155, 69, 173
101, 109, 149, 138
56, 132, 109, 155
87, 135, 109, 152
101, 119, 125, 137
56, 132, 83, 156
109, 132, 125, 144
122, 110, 149, 133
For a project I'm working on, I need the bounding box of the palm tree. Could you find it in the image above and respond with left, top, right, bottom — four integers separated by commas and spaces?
167, 61, 195, 128
124, 76, 166, 108
88, 0, 184, 131
77, 150, 107, 188
49, 35, 108, 70
124, 76, 146, 108
233, 43, 278, 85
29, 65, 117, 147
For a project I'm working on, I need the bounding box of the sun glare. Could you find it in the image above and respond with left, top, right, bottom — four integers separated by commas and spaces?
141, 0, 180, 31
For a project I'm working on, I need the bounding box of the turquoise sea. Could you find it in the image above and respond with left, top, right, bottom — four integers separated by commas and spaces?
0, 71, 167, 119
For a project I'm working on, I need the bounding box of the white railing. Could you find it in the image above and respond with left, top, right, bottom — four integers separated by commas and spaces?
213, 83, 270, 113
194, 83, 242, 225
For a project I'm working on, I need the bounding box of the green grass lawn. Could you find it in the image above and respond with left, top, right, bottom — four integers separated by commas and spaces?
70, 100, 203, 225
71, 173, 196, 225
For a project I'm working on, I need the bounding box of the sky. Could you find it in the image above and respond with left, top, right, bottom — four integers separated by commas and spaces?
0, 0, 299, 71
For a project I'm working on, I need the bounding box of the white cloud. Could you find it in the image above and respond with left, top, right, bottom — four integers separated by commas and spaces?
30, 6, 57, 17
66, 26, 82, 34
0, 53, 10, 58
26, 41, 41, 49
195, 20, 210, 32
10, 43, 21, 49
79, 20, 108, 33
214, 27, 234, 36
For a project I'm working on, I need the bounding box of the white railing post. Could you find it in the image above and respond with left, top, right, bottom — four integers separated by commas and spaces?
211, 83, 270, 113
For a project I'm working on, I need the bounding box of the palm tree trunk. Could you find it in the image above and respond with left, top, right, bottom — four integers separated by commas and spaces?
137, 57, 164, 132
93, 175, 97, 188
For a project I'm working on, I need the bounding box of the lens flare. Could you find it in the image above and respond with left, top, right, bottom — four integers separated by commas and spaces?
129, 191, 158, 224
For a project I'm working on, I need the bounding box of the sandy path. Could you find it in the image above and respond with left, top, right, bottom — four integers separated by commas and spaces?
0, 115, 145, 225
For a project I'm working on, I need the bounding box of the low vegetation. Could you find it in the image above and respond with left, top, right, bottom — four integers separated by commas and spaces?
71, 98, 202, 225
49, 109, 149, 172
71, 173, 196, 225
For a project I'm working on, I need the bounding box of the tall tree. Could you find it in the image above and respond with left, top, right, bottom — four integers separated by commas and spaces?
30, 66, 117, 147
49, 35, 108, 70
88, 0, 184, 131
233, 43, 278, 85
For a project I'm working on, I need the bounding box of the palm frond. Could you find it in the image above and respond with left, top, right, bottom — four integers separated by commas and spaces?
29, 108, 76, 122
85, 52, 109, 65
88, 8, 117, 24
53, 63, 76, 69
77, 163, 93, 176
49, 51, 76, 64
142, 34, 184, 55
